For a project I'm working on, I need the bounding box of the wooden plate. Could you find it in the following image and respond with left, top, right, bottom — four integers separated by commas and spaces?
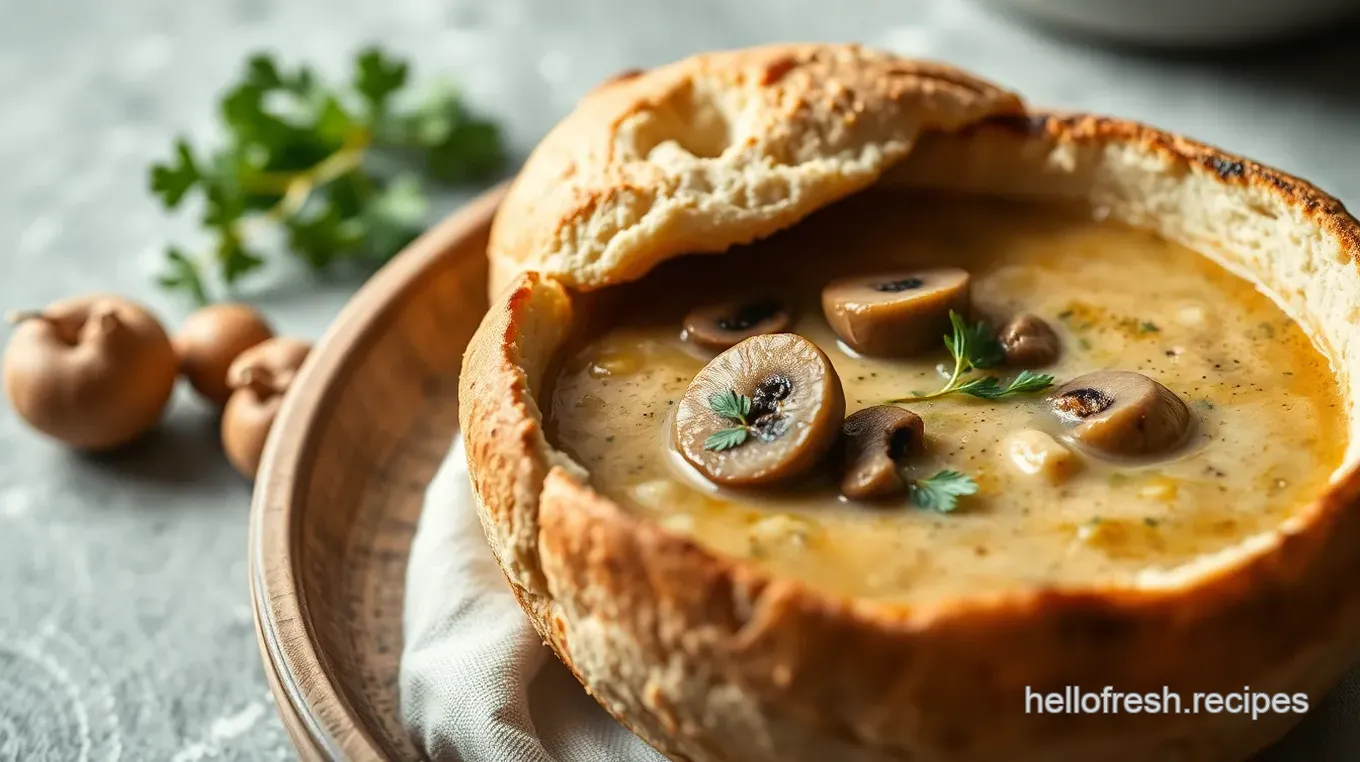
249, 185, 507, 760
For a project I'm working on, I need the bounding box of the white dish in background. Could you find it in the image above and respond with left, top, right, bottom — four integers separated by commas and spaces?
981, 0, 1360, 46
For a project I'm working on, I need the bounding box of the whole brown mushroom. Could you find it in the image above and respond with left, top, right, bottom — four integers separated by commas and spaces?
174, 302, 273, 406
999, 313, 1060, 367
840, 406, 925, 500
3, 294, 178, 449
221, 337, 311, 478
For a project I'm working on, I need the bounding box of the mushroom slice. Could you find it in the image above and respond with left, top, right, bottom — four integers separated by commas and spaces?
840, 406, 925, 500
1000, 313, 1060, 367
1048, 371, 1192, 458
674, 334, 844, 487
683, 298, 795, 351
1004, 429, 1078, 483
821, 268, 970, 356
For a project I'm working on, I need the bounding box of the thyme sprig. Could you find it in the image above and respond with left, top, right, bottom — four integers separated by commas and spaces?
890, 311, 1054, 403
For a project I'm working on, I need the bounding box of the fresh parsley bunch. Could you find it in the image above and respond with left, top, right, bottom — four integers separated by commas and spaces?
150, 47, 506, 303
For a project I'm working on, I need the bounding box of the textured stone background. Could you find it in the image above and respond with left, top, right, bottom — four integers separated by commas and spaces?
1, 1, 1358, 760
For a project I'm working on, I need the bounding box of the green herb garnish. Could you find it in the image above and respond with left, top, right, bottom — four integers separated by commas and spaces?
890, 311, 1054, 402
945, 310, 1006, 372
951, 369, 1057, 400
908, 470, 979, 513
703, 389, 753, 451
704, 427, 749, 452
150, 48, 506, 304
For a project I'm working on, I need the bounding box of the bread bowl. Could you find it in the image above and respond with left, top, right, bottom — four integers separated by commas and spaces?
458, 43, 1360, 761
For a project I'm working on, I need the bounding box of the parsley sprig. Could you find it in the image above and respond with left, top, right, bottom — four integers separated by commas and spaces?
150, 48, 506, 303
704, 389, 753, 451
908, 470, 979, 512
890, 311, 1054, 402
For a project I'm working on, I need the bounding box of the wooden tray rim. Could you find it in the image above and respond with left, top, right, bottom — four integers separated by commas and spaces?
248, 185, 509, 760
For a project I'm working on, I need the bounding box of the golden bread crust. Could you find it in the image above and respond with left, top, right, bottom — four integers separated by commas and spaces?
458, 46, 1360, 762
458, 272, 582, 610
535, 461, 1360, 762
486, 43, 1023, 297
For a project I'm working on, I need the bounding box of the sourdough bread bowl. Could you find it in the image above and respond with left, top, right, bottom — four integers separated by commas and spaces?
459, 44, 1360, 762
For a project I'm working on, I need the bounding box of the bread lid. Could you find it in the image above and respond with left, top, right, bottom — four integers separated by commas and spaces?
487, 44, 1024, 296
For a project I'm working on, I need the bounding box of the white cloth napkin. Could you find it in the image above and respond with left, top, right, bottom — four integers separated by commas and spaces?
401, 436, 1360, 761
400, 437, 667, 762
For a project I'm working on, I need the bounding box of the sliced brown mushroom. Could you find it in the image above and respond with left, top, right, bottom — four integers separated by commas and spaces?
1000, 313, 1060, 367
1048, 371, 1192, 458
682, 298, 794, 351
840, 406, 924, 500
674, 333, 844, 487
821, 268, 970, 356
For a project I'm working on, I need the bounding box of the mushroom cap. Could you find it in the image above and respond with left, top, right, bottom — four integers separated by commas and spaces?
682, 297, 795, 351
226, 337, 311, 394
1048, 370, 1192, 458
220, 337, 311, 479
175, 302, 274, 406
1000, 313, 1060, 367
674, 333, 845, 487
222, 385, 282, 479
822, 268, 971, 356
840, 405, 925, 500
3, 294, 177, 450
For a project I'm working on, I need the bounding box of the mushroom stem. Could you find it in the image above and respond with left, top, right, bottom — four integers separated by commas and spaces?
4, 309, 78, 345
4, 309, 46, 325
76, 307, 127, 346
88, 308, 123, 336
236, 366, 287, 397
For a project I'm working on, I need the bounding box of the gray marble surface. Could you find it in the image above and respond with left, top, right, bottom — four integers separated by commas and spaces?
1, 1, 1358, 760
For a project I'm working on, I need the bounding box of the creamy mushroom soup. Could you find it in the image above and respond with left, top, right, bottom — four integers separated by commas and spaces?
544, 190, 1347, 605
